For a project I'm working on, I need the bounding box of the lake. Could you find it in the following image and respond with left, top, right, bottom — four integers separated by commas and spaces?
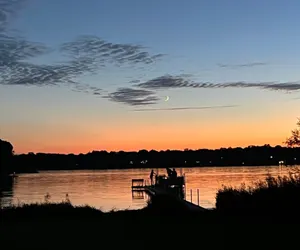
0, 166, 294, 211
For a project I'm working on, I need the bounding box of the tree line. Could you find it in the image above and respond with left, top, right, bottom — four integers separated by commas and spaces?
11, 144, 300, 173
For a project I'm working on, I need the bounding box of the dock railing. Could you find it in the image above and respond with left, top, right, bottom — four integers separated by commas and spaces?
185, 188, 200, 206
132, 179, 144, 190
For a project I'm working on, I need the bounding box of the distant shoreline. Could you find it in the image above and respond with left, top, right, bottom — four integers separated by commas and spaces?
9, 145, 300, 174
14, 164, 298, 175
13, 162, 299, 174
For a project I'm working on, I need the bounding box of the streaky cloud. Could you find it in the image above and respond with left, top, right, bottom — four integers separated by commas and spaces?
60, 35, 164, 69
129, 79, 141, 84
135, 75, 193, 89
132, 105, 239, 112
0, 34, 93, 88
135, 75, 300, 92
70, 84, 102, 95
1, 3, 164, 92
0, 34, 49, 62
1, 34, 163, 92
218, 62, 267, 68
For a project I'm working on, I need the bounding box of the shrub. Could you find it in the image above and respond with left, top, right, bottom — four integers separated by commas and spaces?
216, 168, 300, 214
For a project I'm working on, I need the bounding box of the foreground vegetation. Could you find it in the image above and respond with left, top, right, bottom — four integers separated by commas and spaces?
1, 172, 300, 248
216, 168, 300, 214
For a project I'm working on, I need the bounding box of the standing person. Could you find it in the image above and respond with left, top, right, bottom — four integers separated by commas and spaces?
166, 167, 172, 178
172, 168, 177, 178
150, 169, 154, 185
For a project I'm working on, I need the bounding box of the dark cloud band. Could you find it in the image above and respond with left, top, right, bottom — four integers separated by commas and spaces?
135, 75, 300, 92
104, 87, 159, 106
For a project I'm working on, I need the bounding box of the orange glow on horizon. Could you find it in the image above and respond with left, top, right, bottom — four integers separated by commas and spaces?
13, 135, 287, 154
5, 109, 296, 154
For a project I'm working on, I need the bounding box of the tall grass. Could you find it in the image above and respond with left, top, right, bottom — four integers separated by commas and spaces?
0, 193, 103, 221
216, 168, 300, 214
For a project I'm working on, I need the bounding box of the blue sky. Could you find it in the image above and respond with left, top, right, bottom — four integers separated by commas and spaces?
0, 0, 299, 153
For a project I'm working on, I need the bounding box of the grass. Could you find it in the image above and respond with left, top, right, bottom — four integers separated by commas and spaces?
0, 192, 203, 222
0, 202, 104, 222
216, 167, 300, 214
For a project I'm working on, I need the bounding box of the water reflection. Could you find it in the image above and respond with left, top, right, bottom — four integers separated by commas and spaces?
184, 166, 291, 207
0, 166, 294, 211
0, 176, 15, 207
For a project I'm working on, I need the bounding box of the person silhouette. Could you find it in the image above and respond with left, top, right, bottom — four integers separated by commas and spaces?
150, 169, 154, 185
166, 168, 172, 178
172, 168, 177, 178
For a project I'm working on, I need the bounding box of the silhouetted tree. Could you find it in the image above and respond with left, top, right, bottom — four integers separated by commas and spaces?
285, 118, 300, 147
0, 139, 14, 179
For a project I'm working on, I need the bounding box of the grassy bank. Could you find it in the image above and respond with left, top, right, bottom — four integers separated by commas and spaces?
216, 168, 300, 214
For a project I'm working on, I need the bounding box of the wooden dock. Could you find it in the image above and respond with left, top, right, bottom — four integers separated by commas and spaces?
145, 186, 206, 212
132, 179, 206, 212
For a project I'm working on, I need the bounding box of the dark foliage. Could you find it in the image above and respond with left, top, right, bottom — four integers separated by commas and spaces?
216, 169, 300, 215
285, 118, 300, 147
0, 139, 14, 187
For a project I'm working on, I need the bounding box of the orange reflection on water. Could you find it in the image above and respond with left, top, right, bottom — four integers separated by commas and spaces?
1, 166, 293, 211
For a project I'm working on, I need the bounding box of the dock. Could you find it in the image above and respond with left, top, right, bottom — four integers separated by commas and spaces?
144, 186, 206, 212
132, 178, 206, 212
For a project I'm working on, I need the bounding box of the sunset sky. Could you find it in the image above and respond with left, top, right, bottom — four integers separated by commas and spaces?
1, 0, 299, 154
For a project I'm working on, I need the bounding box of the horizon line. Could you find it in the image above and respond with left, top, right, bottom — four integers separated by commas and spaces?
14, 143, 288, 155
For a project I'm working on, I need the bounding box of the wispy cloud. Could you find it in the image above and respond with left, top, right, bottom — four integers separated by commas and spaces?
135, 75, 300, 92
60, 35, 164, 68
104, 87, 159, 106
70, 84, 102, 95
129, 79, 141, 84
133, 105, 239, 112
1, 0, 298, 106
0, 1, 164, 94
218, 62, 267, 68
1, 34, 164, 88
135, 75, 193, 89
0, 0, 26, 32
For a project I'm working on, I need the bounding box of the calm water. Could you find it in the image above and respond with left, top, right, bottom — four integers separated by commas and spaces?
0, 166, 294, 211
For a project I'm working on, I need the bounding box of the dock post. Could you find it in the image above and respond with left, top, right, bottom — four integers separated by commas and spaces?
190, 189, 192, 203
197, 189, 199, 206
184, 174, 186, 200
